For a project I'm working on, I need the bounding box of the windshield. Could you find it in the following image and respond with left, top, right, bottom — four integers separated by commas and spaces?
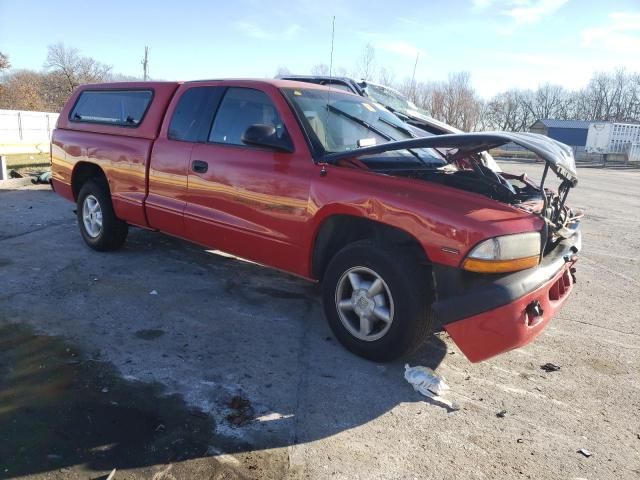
365, 84, 412, 112
283, 88, 445, 166
364, 84, 428, 116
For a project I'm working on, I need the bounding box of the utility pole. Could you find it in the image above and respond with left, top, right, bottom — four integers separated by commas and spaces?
410, 51, 420, 101
141, 46, 149, 81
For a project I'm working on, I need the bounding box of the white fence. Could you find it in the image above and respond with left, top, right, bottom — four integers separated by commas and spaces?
629, 143, 640, 163
0, 109, 59, 154
586, 122, 640, 155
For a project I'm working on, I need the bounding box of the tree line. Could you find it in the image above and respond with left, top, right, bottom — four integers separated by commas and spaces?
303, 45, 640, 131
399, 69, 640, 132
0, 43, 136, 113
1, 43, 639, 132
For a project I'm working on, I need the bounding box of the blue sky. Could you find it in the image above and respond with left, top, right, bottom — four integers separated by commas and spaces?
1, 0, 639, 97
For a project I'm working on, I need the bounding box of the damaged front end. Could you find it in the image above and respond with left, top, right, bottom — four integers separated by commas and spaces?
323, 132, 583, 362
322, 131, 582, 250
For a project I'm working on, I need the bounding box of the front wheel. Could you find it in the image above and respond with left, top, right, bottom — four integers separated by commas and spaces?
76, 179, 128, 251
322, 240, 433, 362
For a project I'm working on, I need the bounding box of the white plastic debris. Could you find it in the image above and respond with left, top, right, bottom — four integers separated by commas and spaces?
149, 290, 158, 295
404, 364, 449, 397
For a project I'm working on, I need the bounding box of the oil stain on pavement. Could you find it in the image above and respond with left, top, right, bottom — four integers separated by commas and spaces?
134, 329, 166, 340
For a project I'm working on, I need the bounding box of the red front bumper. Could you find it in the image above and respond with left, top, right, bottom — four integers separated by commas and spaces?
444, 260, 576, 363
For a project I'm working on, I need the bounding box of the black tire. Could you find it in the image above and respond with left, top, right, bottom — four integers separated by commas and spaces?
322, 240, 433, 362
76, 179, 128, 251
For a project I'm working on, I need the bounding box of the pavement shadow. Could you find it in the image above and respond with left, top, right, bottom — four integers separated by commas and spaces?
0, 324, 236, 478
0, 189, 449, 478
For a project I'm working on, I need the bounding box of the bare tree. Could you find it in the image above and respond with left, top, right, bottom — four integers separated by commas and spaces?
397, 73, 485, 131
275, 65, 292, 77
0, 51, 10, 71
4, 41, 640, 126
44, 42, 111, 94
378, 67, 396, 87
0, 52, 10, 100
428, 72, 483, 131
483, 89, 537, 131
484, 90, 520, 131
517, 84, 570, 122
356, 43, 376, 81
310, 63, 330, 76
334, 66, 349, 77
0, 70, 48, 111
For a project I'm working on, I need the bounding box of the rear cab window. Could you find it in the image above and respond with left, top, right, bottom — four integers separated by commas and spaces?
69, 90, 153, 127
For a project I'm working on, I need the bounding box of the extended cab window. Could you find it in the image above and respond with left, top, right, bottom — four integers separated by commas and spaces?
209, 88, 285, 146
168, 86, 224, 142
70, 90, 153, 127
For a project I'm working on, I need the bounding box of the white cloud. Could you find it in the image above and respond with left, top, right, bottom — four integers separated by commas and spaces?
234, 21, 301, 40
503, 0, 569, 24
471, 0, 494, 7
471, 0, 535, 9
234, 21, 269, 39
471, 0, 567, 23
283, 24, 302, 38
581, 12, 640, 54
375, 40, 422, 58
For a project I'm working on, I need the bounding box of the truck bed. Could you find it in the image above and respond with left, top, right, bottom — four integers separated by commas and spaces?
51, 82, 180, 227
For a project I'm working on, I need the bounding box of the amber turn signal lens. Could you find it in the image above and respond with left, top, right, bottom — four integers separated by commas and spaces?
462, 255, 540, 273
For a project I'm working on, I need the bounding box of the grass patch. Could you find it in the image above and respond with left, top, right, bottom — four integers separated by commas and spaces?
4, 153, 50, 168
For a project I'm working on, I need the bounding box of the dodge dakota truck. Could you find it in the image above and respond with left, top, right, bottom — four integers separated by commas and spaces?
51, 79, 582, 362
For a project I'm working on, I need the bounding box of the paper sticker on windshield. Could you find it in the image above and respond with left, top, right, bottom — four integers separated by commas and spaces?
294, 90, 302, 96
358, 138, 377, 147
361, 102, 376, 112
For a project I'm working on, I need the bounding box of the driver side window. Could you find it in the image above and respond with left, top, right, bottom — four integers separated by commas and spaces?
209, 87, 285, 146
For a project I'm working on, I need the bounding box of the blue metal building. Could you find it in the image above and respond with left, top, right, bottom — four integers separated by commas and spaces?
529, 119, 592, 147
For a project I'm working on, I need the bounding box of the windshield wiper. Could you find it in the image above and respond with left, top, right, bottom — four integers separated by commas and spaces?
326, 105, 393, 141
376, 116, 444, 166
381, 105, 412, 123
377, 116, 415, 138
326, 104, 433, 166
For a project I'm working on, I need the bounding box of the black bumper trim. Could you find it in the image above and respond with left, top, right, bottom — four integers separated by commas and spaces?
432, 230, 581, 326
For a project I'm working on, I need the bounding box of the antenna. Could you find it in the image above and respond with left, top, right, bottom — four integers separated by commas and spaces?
324, 16, 336, 150
141, 46, 149, 81
329, 16, 335, 80
410, 51, 419, 101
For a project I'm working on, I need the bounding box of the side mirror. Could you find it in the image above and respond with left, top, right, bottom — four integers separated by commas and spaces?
241, 124, 293, 153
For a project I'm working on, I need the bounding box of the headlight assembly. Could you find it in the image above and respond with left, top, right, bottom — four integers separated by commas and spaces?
462, 232, 541, 273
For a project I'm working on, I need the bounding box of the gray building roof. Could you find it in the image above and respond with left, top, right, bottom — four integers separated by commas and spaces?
533, 119, 594, 129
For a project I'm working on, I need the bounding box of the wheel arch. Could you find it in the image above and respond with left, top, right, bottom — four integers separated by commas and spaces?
71, 162, 108, 201
310, 213, 431, 281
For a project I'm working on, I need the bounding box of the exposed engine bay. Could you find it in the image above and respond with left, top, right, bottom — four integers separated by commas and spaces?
323, 132, 583, 251
364, 158, 582, 252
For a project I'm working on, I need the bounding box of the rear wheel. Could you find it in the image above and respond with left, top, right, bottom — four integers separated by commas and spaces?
76, 179, 128, 251
322, 240, 433, 362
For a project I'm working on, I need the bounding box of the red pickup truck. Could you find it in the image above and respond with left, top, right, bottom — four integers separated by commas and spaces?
51, 79, 582, 362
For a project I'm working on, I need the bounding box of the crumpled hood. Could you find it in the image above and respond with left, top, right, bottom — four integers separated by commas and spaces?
448, 132, 578, 186
322, 131, 578, 186
404, 109, 462, 134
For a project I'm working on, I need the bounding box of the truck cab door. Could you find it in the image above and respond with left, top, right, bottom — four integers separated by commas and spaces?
184, 85, 314, 276
146, 87, 223, 238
